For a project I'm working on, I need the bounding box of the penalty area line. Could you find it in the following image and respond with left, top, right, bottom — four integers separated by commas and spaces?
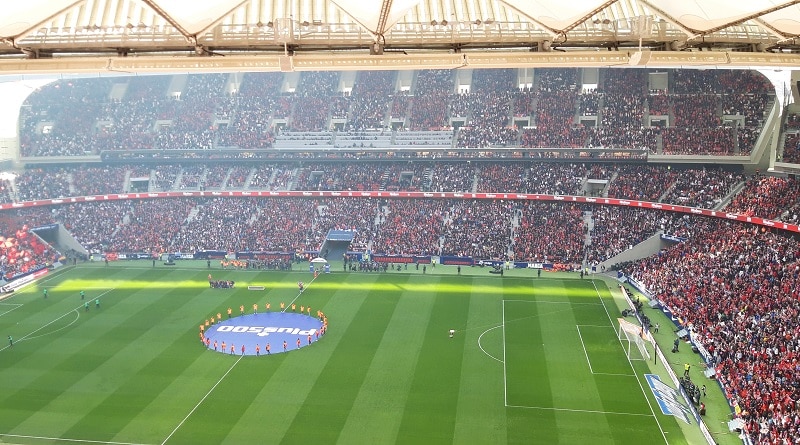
477, 325, 504, 363
161, 354, 243, 445
505, 404, 653, 417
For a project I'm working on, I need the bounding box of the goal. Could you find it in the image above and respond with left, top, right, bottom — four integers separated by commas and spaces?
617, 318, 651, 361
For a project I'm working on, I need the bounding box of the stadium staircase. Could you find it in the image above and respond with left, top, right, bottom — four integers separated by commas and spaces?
243, 168, 256, 189
173, 169, 184, 191
601, 172, 615, 197
185, 205, 201, 223
122, 170, 132, 193
378, 168, 390, 191
66, 172, 76, 196
220, 168, 233, 190
657, 179, 678, 203
713, 180, 748, 211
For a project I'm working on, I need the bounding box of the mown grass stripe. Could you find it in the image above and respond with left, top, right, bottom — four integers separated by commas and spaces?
334, 276, 437, 445
3, 271, 214, 441
452, 276, 508, 445
279, 274, 405, 443
394, 276, 471, 444
212, 273, 374, 444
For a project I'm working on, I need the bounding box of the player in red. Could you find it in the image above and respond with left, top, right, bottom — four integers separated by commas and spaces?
241, 344, 245, 355
296, 338, 301, 349
221, 341, 226, 352
213, 340, 218, 351
266, 343, 271, 354
307, 334, 312, 345
204, 337, 210, 348
298, 281, 304, 293
229, 343, 235, 354
283, 340, 287, 351
255, 344, 260, 356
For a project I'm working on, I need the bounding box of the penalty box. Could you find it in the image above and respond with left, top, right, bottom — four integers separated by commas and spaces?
502, 299, 638, 411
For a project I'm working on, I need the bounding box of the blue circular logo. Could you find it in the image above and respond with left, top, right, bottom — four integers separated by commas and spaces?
204, 312, 324, 355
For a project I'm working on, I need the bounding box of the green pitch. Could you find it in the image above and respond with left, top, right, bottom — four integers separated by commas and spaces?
0, 262, 691, 444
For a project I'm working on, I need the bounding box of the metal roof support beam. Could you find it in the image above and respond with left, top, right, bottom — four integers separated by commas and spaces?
140, 0, 194, 43
376, 0, 393, 36
194, 0, 251, 39
5, 0, 85, 43
753, 18, 795, 41
691, 0, 800, 38
558, 0, 620, 35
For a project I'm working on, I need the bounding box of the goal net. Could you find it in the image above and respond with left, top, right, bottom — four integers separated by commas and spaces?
617, 318, 651, 361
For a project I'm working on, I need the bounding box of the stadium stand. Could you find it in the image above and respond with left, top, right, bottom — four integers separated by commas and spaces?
4, 67, 800, 445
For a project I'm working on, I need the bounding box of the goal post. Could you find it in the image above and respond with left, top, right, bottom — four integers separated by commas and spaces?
617, 318, 651, 361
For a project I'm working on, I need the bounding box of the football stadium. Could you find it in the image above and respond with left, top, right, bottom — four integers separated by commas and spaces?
2, 1, 800, 444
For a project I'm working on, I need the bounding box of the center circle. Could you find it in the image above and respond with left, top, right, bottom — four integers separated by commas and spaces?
204, 312, 324, 356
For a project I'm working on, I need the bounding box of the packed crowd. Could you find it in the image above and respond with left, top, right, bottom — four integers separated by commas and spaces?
0, 212, 62, 279
726, 174, 800, 220
370, 199, 445, 256
606, 165, 678, 201
16, 68, 775, 156
622, 219, 800, 445
512, 202, 585, 264
348, 71, 396, 127
661, 167, 745, 209
440, 200, 513, 259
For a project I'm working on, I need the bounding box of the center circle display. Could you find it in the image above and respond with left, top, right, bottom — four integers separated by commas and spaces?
203, 312, 324, 356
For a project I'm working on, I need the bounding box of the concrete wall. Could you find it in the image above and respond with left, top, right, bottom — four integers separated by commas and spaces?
599, 231, 668, 270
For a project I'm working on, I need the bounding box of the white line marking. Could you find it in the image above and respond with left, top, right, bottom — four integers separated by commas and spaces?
592, 372, 637, 377
161, 354, 243, 445
502, 300, 508, 406
0, 433, 153, 445
283, 274, 319, 312
0, 288, 115, 351
505, 404, 652, 417
477, 325, 504, 363
503, 299, 602, 305
25, 310, 81, 341
0, 303, 23, 317
576, 325, 594, 374
591, 280, 669, 445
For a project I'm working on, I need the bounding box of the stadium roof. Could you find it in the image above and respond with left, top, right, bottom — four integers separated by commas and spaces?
2, 0, 800, 73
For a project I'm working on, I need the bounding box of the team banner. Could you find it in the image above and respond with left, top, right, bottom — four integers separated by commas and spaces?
439, 256, 474, 266
370, 254, 431, 264
3, 190, 795, 234
235, 251, 293, 261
